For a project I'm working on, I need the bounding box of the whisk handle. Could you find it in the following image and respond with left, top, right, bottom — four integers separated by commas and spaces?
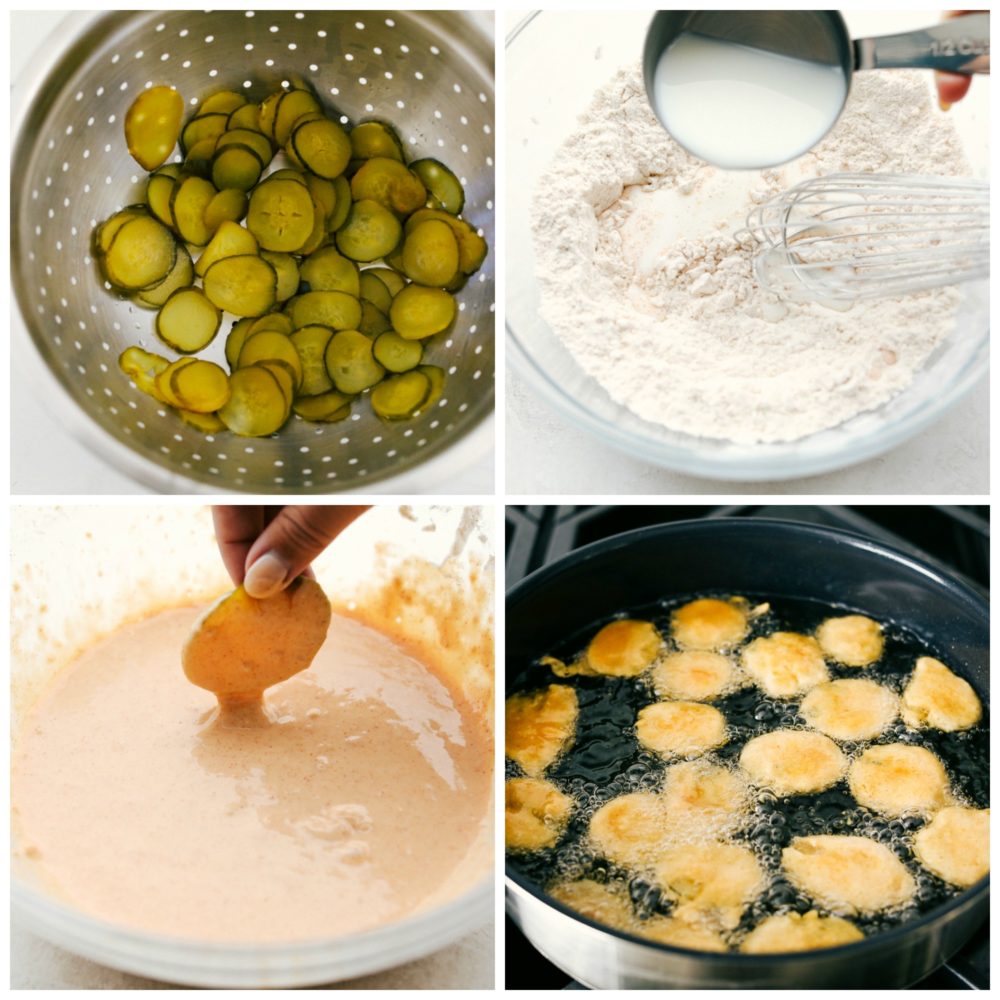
854, 12, 989, 75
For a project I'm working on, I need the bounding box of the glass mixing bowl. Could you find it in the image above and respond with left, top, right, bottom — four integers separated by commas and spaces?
11, 506, 493, 987
506, 12, 989, 481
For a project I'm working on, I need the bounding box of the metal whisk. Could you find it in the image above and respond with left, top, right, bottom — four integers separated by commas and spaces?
745, 173, 989, 304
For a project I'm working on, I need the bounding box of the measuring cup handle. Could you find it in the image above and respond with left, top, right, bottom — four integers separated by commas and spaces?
854, 12, 989, 74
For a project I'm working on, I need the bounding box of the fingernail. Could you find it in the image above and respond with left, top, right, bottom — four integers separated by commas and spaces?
939, 98, 952, 112
244, 552, 289, 598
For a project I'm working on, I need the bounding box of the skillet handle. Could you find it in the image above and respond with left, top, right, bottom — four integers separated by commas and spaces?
854, 12, 989, 74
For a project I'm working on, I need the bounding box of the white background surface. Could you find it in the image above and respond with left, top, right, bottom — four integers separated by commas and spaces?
504, 10, 989, 496
11, 11, 494, 496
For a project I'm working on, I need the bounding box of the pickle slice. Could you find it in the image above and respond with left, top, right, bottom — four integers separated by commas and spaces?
274, 89, 323, 147
146, 166, 182, 227
258, 89, 285, 140
119, 346, 170, 402
248, 312, 295, 337
299, 247, 359, 296
359, 300, 391, 337
389, 285, 456, 340
178, 408, 227, 433
125, 86, 184, 171
211, 144, 264, 192
328, 176, 352, 232
103, 215, 177, 290
198, 90, 248, 116
373, 331, 423, 373
288, 290, 362, 331
371, 371, 431, 420
181, 112, 229, 153
238, 331, 304, 391
155, 358, 199, 408
216, 128, 273, 166
367, 265, 406, 297
289, 325, 335, 396
171, 358, 231, 412
95, 207, 148, 258
195, 219, 259, 278
350, 157, 426, 216
183, 137, 218, 179
156, 287, 221, 353
259, 251, 300, 302
225, 317, 256, 370
349, 121, 404, 163
291, 118, 352, 179
293, 391, 353, 422
254, 361, 297, 408
359, 271, 393, 314
335, 199, 401, 262
227, 102, 263, 132
418, 364, 446, 409
135, 244, 194, 309
306, 175, 337, 226
170, 175, 217, 246
203, 187, 249, 234
296, 195, 329, 256
404, 208, 488, 275
247, 177, 316, 252
411, 158, 465, 215
324, 329, 386, 394
203, 254, 278, 317
401, 219, 460, 287
218, 365, 290, 436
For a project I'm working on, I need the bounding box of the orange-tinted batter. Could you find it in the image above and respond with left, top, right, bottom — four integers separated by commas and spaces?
12, 606, 491, 942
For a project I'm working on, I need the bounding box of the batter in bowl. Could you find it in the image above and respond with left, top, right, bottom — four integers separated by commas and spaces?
12, 602, 492, 942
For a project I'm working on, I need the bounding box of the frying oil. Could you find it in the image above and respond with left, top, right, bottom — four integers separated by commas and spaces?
652, 33, 848, 168
506, 593, 988, 943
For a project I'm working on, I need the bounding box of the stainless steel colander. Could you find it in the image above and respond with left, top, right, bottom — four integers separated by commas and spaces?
12, 10, 494, 494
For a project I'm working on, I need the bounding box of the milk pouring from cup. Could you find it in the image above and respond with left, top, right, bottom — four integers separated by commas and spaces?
643, 11, 990, 169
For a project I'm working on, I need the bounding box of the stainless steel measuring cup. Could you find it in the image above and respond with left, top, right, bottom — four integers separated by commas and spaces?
643, 11, 990, 169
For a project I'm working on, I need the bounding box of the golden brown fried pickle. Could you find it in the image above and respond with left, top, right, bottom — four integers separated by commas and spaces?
651, 650, 735, 702
672, 598, 748, 651
740, 911, 864, 953
660, 760, 749, 842
506, 684, 578, 776
901, 656, 982, 732
816, 615, 884, 667
505, 777, 574, 852
589, 792, 668, 869
547, 878, 635, 930
739, 730, 847, 796
636, 702, 727, 759
782, 835, 916, 915
637, 914, 729, 952
913, 806, 989, 888
742, 632, 828, 699
655, 843, 765, 930
800, 678, 899, 742
848, 744, 950, 817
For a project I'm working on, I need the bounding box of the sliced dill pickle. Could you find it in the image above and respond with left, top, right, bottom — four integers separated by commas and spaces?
266, 167, 310, 187
156, 287, 221, 353
183, 137, 217, 179
289, 290, 362, 330
203, 187, 249, 234
373, 331, 423, 373
171, 358, 231, 412
248, 312, 295, 337
350, 157, 426, 216
103, 215, 177, 290
195, 220, 259, 278
306, 174, 337, 225
389, 285, 456, 340
216, 128, 272, 166
367, 266, 406, 297
359, 271, 393, 314
296, 196, 329, 256
349, 121, 405, 163
405, 207, 488, 275
225, 317, 256, 370
203, 254, 278, 317
410, 158, 465, 215
254, 360, 297, 408
384, 242, 406, 274
274, 89, 323, 147
134, 244, 194, 309
177, 408, 227, 433
238, 331, 304, 391
402, 219, 460, 287
258, 89, 285, 140
155, 358, 199, 408
247, 177, 315, 252
170, 175, 217, 246
125, 86, 184, 171
328, 175, 351, 232
228, 101, 263, 132
324, 329, 386, 394
94, 206, 146, 258
119, 346, 170, 402
291, 117, 352, 179
299, 247, 359, 296
198, 90, 247, 116
418, 364, 446, 408
181, 112, 229, 153
371, 371, 431, 420
289, 325, 335, 396
146, 166, 182, 227
218, 365, 289, 436
293, 391, 353, 422
259, 251, 300, 302
211, 144, 263, 192
359, 300, 392, 337
335, 199, 401, 262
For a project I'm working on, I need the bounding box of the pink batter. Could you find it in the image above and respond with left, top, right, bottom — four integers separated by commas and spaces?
12, 606, 492, 942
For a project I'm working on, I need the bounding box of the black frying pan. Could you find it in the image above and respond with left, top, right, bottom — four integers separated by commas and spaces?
505, 518, 989, 989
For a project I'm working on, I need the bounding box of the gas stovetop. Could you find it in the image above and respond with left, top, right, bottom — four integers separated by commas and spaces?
505, 505, 989, 990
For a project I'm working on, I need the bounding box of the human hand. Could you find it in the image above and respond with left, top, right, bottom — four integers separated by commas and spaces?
936, 11, 987, 110
213, 505, 369, 598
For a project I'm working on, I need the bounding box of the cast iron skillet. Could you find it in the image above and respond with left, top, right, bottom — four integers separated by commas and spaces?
505, 519, 989, 989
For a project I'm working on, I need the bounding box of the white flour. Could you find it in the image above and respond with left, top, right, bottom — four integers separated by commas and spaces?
532, 67, 969, 444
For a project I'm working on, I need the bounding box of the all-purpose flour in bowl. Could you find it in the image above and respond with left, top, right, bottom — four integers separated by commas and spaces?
532, 60, 981, 446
